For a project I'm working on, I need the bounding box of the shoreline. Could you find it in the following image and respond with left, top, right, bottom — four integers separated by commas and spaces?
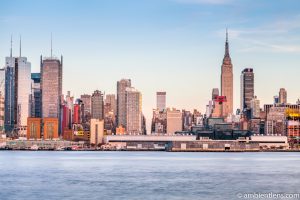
1, 149, 300, 152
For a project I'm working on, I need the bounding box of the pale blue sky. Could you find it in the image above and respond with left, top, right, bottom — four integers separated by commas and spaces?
1, 0, 300, 123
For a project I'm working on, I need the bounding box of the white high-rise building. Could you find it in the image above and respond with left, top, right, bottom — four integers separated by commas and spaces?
17, 57, 31, 136
250, 96, 260, 118
126, 87, 142, 134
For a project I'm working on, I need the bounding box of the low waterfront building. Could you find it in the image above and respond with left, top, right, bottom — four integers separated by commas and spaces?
250, 135, 288, 149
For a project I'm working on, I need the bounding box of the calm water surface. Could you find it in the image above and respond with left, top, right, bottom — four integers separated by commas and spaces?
0, 151, 299, 200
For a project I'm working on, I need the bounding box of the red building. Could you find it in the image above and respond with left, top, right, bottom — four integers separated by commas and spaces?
62, 105, 70, 132
73, 104, 80, 124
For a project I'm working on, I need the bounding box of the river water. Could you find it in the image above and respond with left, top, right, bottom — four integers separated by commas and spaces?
0, 151, 299, 200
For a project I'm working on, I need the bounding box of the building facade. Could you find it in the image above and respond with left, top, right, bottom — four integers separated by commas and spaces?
250, 96, 260, 118
91, 90, 104, 120
240, 68, 254, 111
90, 119, 104, 146
166, 108, 182, 134
279, 88, 287, 104
126, 87, 142, 134
212, 88, 219, 100
31, 73, 41, 118
156, 91, 166, 111
4, 57, 16, 133
80, 94, 91, 122
27, 118, 41, 140
43, 118, 59, 139
17, 57, 31, 136
117, 79, 131, 127
41, 56, 63, 134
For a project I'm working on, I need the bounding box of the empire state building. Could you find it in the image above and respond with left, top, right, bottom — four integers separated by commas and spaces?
221, 29, 233, 117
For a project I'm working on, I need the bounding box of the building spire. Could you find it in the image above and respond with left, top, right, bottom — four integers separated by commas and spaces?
19, 35, 22, 57
51, 32, 53, 58
225, 28, 229, 57
10, 35, 12, 58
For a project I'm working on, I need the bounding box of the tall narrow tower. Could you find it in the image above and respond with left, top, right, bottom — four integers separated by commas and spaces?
221, 29, 233, 117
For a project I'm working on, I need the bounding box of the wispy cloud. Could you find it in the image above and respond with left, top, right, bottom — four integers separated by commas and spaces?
171, 0, 233, 5
218, 15, 300, 53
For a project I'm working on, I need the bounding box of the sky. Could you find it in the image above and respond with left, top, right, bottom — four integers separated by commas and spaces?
1, 0, 300, 129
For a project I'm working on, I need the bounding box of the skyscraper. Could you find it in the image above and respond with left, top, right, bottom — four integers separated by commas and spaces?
117, 79, 131, 127
41, 55, 63, 134
240, 68, 254, 111
91, 90, 104, 119
221, 29, 233, 117
4, 37, 32, 136
125, 87, 142, 134
31, 73, 41, 118
16, 56, 31, 136
156, 92, 166, 111
4, 56, 15, 133
279, 88, 287, 104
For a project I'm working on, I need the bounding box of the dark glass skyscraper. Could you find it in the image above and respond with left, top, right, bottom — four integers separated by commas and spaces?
240, 68, 254, 111
31, 73, 41, 117
4, 57, 16, 133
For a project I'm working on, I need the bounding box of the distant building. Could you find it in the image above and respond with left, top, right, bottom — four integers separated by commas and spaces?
167, 108, 182, 134
279, 88, 287, 104
265, 107, 286, 135
212, 88, 219, 100
250, 96, 260, 118
91, 90, 104, 120
273, 95, 279, 104
105, 94, 116, 115
4, 52, 32, 137
206, 100, 214, 117
80, 94, 91, 122
126, 87, 142, 134
90, 119, 104, 146
117, 79, 131, 127
182, 110, 193, 131
17, 57, 32, 137
4, 57, 16, 133
73, 99, 84, 124
31, 73, 41, 118
151, 109, 167, 134
156, 92, 166, 111
240, 68, 254, 111
41, 56, 63, 134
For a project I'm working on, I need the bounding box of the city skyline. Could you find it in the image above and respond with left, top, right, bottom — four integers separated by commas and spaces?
1, 0, 300, 123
